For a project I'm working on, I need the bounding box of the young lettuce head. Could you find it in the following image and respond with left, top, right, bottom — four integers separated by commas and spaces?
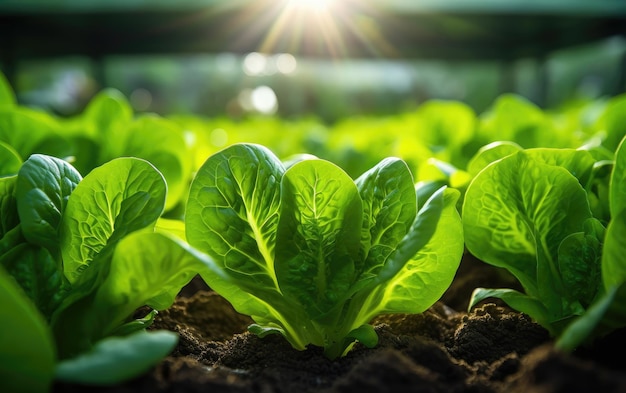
556, 134, 626, 351
463, 147, 603, 334
463, 142, 626, 349
185, 143, 464, 359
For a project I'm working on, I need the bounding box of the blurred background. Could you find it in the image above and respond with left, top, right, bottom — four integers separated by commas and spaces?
1, 0, 625, 124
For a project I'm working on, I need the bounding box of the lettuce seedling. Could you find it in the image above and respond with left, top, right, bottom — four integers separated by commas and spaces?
186, 143, 463, 359
463, 147, 606, 338
1, 154, 206, 389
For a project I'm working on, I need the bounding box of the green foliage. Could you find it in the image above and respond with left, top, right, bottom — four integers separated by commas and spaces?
16, 154, 82, 256
2, 66, 625, 376
556, 135, 626, 350
74, 90, 193, 212
0, 265, 55, 393
463, 148, 602, 335
55, 329, 178, 385
186, 143, 464, 359
0, 107, 71, 160
478, 94, 557, 148
466, 141, 522, 176
0, 154, 203, 387
464, 139, 626, 350
0, 83, 193, 215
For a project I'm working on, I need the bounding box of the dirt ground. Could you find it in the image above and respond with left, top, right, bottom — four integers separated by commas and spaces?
53, 253, 626, 393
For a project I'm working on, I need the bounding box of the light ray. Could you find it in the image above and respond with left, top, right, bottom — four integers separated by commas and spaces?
213, 0, 398, 60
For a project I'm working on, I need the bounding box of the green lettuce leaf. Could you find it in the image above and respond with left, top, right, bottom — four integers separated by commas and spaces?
59, 157, 166, 284
16, 154, 82, 255
55, 330, 177, 385
275, 158, 362, 319
0, 266, 56, 393
463, 149, 596, 330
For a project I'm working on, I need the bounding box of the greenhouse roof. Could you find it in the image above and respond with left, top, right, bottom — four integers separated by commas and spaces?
1, 0, 625, 61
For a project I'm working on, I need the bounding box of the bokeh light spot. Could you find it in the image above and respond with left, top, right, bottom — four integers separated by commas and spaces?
251, 86, 278, 114
276, 53, 297, 74
210, 128, 228, 147
243, 52, 267, 76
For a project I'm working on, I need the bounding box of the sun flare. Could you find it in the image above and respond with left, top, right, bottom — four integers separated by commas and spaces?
221, 0, 394, 59
288, 0, 334, 12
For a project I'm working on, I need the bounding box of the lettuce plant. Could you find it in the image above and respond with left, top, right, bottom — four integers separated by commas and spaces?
462, 144, 626, 347
556, 135, 626, 350
185, 143, 464, 359
1, 153, 206, 390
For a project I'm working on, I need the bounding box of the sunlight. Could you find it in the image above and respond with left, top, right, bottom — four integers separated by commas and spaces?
288, 0, 334, 12
219, 0, 395, 59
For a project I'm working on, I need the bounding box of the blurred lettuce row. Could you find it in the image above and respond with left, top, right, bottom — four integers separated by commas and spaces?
3, 69, 626, 218
0, 74, 193, 216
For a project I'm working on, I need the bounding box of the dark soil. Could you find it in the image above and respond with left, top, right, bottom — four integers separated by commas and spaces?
53, 252, 626, 393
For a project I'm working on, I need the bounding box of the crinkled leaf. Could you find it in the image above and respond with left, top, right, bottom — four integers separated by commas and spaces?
0, 266, 55, 393
360, 187, 462, 317
462, 151, 593, 305
59, 157, 167, 284
186, 144, 294, 342
375, 186, 446, 284
275, 159, 362, 318
524, 148, 596, 187
55, 330, 177, 385
355, 157, 416, 279
186, 143, 284, 294
16, 154, 82, 253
